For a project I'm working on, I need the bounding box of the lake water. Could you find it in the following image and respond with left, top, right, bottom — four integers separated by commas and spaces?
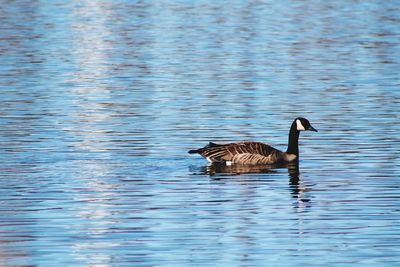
1, 1, 400, 266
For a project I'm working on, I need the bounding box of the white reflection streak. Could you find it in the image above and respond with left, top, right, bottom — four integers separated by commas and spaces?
67, 0, 113, 153
68, 1, 116, 266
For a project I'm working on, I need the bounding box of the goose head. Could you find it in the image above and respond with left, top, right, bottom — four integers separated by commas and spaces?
295, 117, 318, 132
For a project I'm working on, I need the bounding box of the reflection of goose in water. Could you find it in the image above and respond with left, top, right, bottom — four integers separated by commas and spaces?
191, 162, 311, 209
188, 117, 317, 165
199, 161, 299, 180
204, 162, 291, 176
190, 161, 311, 208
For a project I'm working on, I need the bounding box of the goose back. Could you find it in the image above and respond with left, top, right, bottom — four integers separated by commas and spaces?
194, 141, 287, 165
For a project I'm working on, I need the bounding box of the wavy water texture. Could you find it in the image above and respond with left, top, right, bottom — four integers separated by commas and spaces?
0, 1, 399, 266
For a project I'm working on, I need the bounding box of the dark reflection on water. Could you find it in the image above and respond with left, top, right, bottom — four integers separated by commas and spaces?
195, 162, 312, 209
194, 161, 298, 178
1, 0, 400, 266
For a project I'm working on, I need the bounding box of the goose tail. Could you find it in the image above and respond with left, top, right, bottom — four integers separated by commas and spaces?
188, 149, 200, 154
188, 142, 222, 154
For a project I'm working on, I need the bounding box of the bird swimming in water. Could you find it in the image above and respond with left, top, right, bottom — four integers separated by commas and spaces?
188, 117, 317, 165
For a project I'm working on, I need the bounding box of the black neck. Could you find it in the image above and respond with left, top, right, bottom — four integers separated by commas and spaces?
286, 121, 300, 156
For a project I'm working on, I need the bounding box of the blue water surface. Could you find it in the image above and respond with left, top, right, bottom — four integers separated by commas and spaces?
0, 1, 400, 266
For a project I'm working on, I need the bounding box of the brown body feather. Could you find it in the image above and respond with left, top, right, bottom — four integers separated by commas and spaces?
193, 141, 295, 165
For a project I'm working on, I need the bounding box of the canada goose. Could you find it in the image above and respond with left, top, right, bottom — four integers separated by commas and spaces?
188, 117, 317, 165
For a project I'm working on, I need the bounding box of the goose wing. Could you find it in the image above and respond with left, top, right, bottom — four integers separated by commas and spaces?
192, 141, 284, 164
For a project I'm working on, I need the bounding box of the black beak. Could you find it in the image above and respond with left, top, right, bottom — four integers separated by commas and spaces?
308, 125, 318, 132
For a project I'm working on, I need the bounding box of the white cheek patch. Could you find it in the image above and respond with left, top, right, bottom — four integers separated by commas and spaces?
296, 119, 306, 131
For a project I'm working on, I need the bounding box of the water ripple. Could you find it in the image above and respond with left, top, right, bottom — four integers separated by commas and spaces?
0, 0, 400, 266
